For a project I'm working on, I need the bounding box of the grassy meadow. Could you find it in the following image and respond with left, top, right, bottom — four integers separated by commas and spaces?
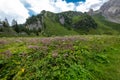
0, 35, 120, 80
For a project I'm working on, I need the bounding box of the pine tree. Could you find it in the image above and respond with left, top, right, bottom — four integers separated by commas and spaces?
12, 19, 20, 33
3, 18, 9, 27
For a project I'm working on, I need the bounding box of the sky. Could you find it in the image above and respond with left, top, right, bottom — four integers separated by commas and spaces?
0, 0, 109, 24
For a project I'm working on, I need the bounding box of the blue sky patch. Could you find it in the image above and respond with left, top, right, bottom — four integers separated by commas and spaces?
20, 0, 35, 16
28, 9, 36, 16
64, 0, 86, 3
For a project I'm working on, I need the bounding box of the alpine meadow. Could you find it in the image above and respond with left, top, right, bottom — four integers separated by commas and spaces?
0, 0, 120, 80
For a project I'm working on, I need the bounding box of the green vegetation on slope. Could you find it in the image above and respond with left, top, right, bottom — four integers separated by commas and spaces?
72, 14, 97, 34
0, 11, 120, 37
42, 12, 98, 35
0, 35, 120, 80
43, 15, 78, 36
93, 14, 120, 35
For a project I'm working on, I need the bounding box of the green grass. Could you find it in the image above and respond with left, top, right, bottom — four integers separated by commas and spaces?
71, 14, 120, 35
43, 16, 78, 36
93, 14, 120, 35
0, 35, 120, 80
72, 16, 82, 24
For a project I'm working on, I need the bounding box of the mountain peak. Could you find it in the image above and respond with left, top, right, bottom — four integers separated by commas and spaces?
100, 0, 120, 23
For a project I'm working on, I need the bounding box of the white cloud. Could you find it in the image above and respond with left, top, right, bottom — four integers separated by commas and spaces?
24, 0, 76, 13
76, 0, 109, 12
0, 0, 29, 24
51, 0, 75, 12
0, 0, 109, 24
25, 0, 109, 13
24, 0, 56, 14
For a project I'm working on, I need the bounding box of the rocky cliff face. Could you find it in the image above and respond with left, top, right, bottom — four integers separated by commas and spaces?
100, 0, 120, 23
26, 11, 83, 30
25, 10, 97, 35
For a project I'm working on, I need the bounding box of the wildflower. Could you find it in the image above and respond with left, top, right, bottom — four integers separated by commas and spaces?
52, 51, 58, 58
21, 68, 25, 72
28, 45, 40, 50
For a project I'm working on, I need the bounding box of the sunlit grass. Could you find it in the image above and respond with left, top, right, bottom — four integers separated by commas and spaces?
0, 35, 120, 80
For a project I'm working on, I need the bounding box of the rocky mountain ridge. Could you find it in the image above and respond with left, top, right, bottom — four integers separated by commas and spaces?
100, 0, 120, 23
26, 11, 96, 29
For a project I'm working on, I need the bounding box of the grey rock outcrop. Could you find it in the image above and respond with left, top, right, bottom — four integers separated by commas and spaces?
100, 0, 120, 23
0, 23, 3, 27
59, 16, 65, 25
27, 19, 42, 30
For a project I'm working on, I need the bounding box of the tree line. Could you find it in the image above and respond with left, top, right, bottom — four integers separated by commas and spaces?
0, 18, 42, 36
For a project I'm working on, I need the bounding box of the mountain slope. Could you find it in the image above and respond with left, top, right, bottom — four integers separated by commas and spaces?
92, 14, 120, 35
0, 10, 120, 37
43, 14, 78, 36
100, 0, 120, 23
26, 11, 98, 36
